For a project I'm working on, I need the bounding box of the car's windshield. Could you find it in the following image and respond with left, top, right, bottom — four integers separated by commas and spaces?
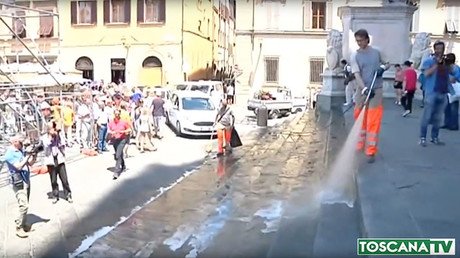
176, 84, 188, 90
182, 97, 215, 110
190, 85, 210, 94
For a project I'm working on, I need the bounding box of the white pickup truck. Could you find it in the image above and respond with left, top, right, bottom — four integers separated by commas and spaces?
247, 87, 293, 119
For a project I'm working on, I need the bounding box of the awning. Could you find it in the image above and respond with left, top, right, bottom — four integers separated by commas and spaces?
20, 73, 91, 86
39, 16, 53, 36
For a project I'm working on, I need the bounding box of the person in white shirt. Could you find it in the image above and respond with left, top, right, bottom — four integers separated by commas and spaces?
104, 100, 114, 122
342, 59, 356, 106
226, 84, 235, 104
96, 101, 109, 153
77, 98, 92, 149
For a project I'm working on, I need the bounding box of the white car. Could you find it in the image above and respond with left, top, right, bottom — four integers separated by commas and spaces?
166, 91, 218, 137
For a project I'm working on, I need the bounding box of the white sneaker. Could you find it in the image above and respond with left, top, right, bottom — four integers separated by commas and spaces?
402, 110, 410, 117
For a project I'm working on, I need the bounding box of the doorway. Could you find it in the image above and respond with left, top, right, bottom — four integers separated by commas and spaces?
139, 56, 162, 86
111, 58, 126, 83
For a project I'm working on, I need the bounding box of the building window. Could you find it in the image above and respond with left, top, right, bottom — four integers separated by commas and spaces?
309, 57, 324, 84
71, 1, 97, 25
12, 10, 26, 39
264, 57, 279, 83
104, 0, 131, 24
142, 56, 162, 67
311, 2, 325, 29
137, 0, 165, 23
75, 56, 94, 80
303, 0, 332, 30
445, 5, 459, 33
111, 58, 126, 83
39, 10, 54, 38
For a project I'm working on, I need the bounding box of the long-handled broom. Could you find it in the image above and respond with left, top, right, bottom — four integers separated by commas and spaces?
205, 123, 216, 153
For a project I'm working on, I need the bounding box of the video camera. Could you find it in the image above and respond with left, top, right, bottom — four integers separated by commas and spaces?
437, 54, 456, 66
23, 141, 44, 155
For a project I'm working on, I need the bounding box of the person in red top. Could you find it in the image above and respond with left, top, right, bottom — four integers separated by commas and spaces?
394, 64, 405, 105
108, 109, 131, 180
402, 60, 418, 117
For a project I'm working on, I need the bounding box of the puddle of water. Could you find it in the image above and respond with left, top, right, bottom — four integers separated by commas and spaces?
319, 108, 365, 208
185, 198, 233, 258
163, 224, 196, 252
254, 200, 284, 234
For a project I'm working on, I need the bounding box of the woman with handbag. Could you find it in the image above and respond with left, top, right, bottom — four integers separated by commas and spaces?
215, 99, 234, 157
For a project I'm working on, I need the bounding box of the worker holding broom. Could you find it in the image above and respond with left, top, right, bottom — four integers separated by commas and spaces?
215, 98, 234, 157
350, 29, 390, 163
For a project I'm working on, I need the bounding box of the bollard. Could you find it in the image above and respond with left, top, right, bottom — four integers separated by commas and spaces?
257, 105, 268, 126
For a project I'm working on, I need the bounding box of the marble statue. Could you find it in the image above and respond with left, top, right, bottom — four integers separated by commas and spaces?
409, 32, 432, 70
326, 29, 343, 73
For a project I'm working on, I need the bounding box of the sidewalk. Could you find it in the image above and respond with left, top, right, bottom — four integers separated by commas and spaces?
356, 100, 460, 241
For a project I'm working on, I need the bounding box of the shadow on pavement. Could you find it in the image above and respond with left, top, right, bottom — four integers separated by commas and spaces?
37, 159, 206, 258
27, 214, 50, 227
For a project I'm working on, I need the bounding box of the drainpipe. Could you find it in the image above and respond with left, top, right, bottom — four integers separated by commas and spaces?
251, 0, 255, 51
181, 0, 186, 81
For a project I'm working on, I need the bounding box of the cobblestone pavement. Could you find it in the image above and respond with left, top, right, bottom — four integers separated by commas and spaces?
77, 111, 328, 258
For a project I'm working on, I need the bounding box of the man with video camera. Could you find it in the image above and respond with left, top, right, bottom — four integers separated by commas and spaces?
419, 41, 459, 146
3, 134, 37, 238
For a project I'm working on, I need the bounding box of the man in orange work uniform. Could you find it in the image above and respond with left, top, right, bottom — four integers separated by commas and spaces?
350, 29, 390, 163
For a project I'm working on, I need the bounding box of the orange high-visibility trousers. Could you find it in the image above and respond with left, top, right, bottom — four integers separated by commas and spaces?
354, 105, 383, 156
217, 128, 232, 154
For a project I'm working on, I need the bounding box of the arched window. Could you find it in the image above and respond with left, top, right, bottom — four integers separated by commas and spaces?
75, 56, 93, 70
142, 56, 162, 68
75, 56, 94, 80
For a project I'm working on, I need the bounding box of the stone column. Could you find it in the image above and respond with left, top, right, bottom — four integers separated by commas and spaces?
317, 69, 346, 113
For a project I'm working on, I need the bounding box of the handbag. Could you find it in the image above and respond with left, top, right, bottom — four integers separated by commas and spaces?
230, 128, 243, 148
448, 82, 460, 103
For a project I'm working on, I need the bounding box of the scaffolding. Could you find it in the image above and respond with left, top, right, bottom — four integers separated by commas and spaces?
0, 2, 62, 138
0, 2, 94, 187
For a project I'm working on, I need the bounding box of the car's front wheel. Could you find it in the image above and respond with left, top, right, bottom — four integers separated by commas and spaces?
175, 121, 182, 137
165, 112, 170, 124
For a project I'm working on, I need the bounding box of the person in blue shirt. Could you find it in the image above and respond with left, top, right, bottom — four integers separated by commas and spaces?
442, 53, 460, 130
3, 134, 37, 238
419, 41, 457, 146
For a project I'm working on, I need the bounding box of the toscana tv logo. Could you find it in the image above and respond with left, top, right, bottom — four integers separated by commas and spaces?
357, 238, 456, 255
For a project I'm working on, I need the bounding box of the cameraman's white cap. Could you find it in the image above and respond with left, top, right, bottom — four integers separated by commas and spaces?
9, 134, 26, 143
